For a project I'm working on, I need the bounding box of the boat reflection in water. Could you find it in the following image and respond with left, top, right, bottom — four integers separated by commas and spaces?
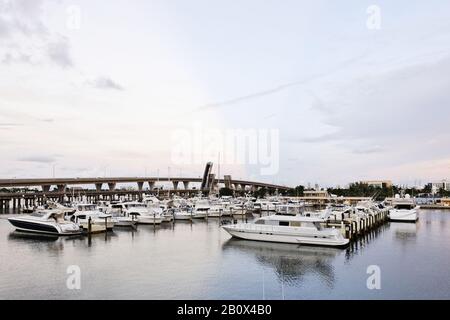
7, 228, 113, 250
393, 221, 419, 243
8, 230, 61, 242
222, 238, 343, 287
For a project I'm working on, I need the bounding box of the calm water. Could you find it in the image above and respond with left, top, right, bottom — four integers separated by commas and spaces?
0, 210, 449, 300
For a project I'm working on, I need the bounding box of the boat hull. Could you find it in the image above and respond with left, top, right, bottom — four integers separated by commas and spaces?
137, 216, 162, 224
8, 218, 82, 236
207, 211, 222, 218
222, 227, 349, 248
192, 213, 207, 219
174, 214, 192, 220
389, 209, 418, 222
161, 215, 173, 222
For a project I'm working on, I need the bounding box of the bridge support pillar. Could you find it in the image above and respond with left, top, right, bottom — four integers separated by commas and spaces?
183, 181, 189, 190
108, 183, 116, 191
172, 181, 179, 190
137, 182, 144, 191
224, 175, 232, 189
148, 181, 155, 190
95, 183, 103, 191
42, 185, 51, 193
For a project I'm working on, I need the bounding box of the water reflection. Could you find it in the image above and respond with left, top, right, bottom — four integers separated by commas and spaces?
7, 230, 83, 253
7, 229, 120, 250
222, 239, 342, 288
392, 222, 419, 243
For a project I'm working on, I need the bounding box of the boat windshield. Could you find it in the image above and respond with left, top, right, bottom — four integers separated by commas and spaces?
126, 204, 146, 208
30, 212, 46, 217
78, 205, 96, 211
395, 204, 414, 209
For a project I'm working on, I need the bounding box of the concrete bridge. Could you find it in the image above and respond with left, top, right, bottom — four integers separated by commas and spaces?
0, 176, 292, 211
0, 176, 290, 192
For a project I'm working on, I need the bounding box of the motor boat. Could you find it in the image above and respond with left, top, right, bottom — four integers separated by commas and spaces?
219, 197, 233, 216
72, 203, 115, 231
389, 194, 419, 222
172, 208, 193, 220
275, 204, 304, 216
192, 199, 210, 219
8, 210, 82, 236
207, 203, 224, 217
143, 196, 172, 222
222, 214, 349, 247
122, 202, 162, 225
107, 203, 137, 227
254, 199, 280, 212
230, 200, 253, 217
158, 204, 174, 222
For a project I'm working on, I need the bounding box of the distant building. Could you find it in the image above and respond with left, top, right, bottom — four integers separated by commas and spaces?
303, 190, 329, 198
360, 180, 393, 188
429, 180, 450, 192
440, 198, 450, 207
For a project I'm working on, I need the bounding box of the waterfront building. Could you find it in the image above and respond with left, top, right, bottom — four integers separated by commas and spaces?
360, 180, 393, 188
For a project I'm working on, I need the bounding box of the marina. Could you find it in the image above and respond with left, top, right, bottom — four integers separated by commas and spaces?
0, 207, 449, 299
0, 164, 448, 300
1, 1, 449, 305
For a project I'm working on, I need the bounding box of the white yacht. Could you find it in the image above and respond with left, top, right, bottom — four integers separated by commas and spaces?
122, 202, 162, 225
107, 203, 137, 227
207, 203, 224, 217
254, 199, 280, 212
275, 204, 303, 216
222, 214, 349, 247
72, 204, 115, 231
143, 196, 173, 222
8, 210, 82, 236
172, 208, 193, 220
389, 195, 419, 222
192, 199, 210, 219
218, 197, 233, 216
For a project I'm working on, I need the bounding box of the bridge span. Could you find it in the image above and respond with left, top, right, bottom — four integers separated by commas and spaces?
0, 177, 292, 211
0, 177, 290, 192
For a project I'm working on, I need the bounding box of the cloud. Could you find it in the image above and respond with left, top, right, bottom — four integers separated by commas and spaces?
47, 37, 73, 68
18, 156, 56, 163
191, 52, 368, 112
0, 122, 22, 127
351, 145, 384, 154
0, 0, 74, 68
89, 76, 124, 91
289, 133, 339, 143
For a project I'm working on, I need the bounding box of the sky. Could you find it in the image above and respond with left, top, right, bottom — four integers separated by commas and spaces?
0, 0, 449, 188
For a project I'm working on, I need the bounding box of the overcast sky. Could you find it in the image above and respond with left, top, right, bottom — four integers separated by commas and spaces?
0, 0, 449, 187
